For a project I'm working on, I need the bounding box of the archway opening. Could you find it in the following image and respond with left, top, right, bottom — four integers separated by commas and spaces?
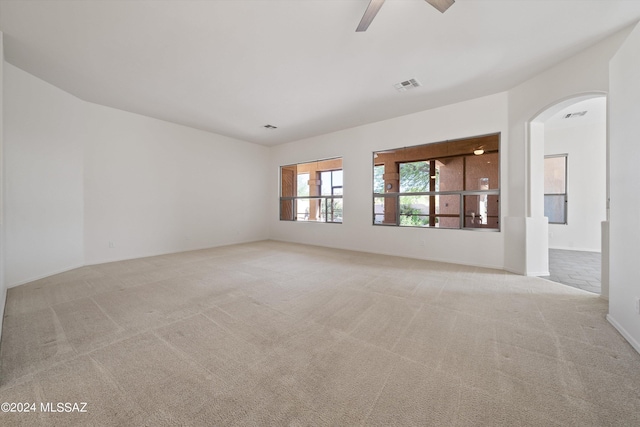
529, 94, 607, 294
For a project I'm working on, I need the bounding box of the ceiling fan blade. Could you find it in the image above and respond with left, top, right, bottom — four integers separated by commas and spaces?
356, 0, 386, 32
425, 0, 455, 13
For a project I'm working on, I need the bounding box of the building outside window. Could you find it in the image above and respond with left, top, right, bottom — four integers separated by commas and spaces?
373, 134, 500, 230
544, 154, 568, 224
280, 158, 343, 223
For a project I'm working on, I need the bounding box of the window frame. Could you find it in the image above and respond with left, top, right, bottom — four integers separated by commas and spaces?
544, 154, 568, 225
279, 158, 343, 224
372, 134, 501, 231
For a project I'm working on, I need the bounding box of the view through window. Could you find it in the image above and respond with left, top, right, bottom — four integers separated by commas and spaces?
280, 158, 343, 223
544, 154, 568, 224
373, 134, 500, 230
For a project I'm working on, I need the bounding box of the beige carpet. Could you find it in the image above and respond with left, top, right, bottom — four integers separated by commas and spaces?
0, 240, 638, 426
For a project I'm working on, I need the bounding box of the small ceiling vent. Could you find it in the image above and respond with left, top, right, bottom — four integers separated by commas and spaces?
264, 124, 278, 129
394, 78, 422, 92
563, 111, 587, 119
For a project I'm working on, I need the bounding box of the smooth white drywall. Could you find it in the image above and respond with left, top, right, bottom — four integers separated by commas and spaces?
83, 103, 270, 265
608, 21, 640, 353
504, 26, 631, 275
601, 221, 609, 299
529, 122, 546, 219
4, 63, 85, 287
524, 121, 550, 275
4, 62, 270, 285
0, 32, 6, 341
269, 93, 508, 270
544, 120, 606, 251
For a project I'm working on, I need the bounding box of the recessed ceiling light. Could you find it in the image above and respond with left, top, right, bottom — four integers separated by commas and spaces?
264, 124, 278, 129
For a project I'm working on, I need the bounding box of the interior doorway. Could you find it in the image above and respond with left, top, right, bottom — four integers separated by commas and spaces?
530, 94, 607, 294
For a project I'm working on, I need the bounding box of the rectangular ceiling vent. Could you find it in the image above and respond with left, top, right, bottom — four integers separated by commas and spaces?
394, 78, 422, 92
563, 111, 587, 119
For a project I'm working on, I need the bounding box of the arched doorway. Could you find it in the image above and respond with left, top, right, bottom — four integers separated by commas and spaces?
527, 93, 607, 294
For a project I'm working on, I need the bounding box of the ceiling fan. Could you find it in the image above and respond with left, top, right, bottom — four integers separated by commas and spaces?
356, 0, 455, 32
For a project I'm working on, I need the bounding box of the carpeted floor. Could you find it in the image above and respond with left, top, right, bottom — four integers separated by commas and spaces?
0, 240, 638, 426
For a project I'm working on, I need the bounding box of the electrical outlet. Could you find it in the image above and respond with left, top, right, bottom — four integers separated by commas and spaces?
108, 241, 115, 248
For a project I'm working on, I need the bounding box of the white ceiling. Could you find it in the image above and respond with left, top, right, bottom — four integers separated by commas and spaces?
1, 1, 639, 146
543, 96, 607, 130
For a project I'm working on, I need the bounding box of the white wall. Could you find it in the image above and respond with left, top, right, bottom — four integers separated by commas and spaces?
504, 26, 631, 275
0, 32, 6, 341
3, 63, 270, 286
544, 120, 607, 251
4, 63, 85, 286
608, 21, 640, 353
84, 102, 270, 265
270, 93, 509, 270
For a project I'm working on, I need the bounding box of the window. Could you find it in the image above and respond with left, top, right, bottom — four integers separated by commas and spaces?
280, 158, 343, 223
544, 155, 567, 224
373, 134, 500, 230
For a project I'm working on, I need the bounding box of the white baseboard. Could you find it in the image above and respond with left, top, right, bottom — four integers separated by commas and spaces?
8, 264, 85, 288
0, 285, 6, 342
607, 314, 640, 355
270, 238, 505, 271
84, 238, 267, 267
526, 271, 550, 277
8, 239, 270, 289
549, 247, 601, 253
